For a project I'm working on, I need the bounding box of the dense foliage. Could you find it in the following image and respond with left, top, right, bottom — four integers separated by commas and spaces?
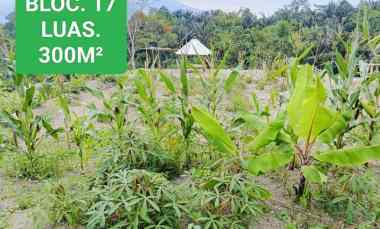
128, 0, 380, 69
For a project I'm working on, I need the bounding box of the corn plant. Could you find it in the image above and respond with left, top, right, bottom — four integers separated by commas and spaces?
134, 69, 170, 143
56, 76, 102, 149
158, 59, 195, 168
57, 93, 72, 148
322, 12, 380, 149
0, 79, 62, 177
71, 116, 93, 172
89, 76, 129, 154
357, 63, 380, 146
322, 31, 363, 149
189, 51, 240, 116
192, 64, 380, 202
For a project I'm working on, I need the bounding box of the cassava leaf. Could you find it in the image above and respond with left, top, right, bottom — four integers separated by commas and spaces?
247, 150, 294, 175
192, 106, 237, 155
314, 145, 380, 166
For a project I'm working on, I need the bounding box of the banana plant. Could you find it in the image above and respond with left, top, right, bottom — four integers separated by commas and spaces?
192, 64, 380, 201
0, 80, 63, 177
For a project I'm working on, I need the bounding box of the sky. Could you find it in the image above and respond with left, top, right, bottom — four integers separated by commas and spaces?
180, 0, 362, 15
0, 0, 14, 23
0, 0, 362, 23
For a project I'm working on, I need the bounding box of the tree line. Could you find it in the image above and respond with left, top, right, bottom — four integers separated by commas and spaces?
128, 0, 380, 69
1, 0, 380, 69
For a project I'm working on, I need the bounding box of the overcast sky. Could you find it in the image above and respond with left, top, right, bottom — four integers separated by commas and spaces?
180, 0, 362, 15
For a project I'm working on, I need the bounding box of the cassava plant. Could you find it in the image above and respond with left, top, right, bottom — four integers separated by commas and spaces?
189, 171, 271, 228
86, 169, 188, 229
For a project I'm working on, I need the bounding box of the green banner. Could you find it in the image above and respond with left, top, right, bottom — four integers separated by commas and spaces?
16, 0, 127, 74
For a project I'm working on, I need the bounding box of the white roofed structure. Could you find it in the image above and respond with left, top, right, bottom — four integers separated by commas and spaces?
176, 39, 211, 56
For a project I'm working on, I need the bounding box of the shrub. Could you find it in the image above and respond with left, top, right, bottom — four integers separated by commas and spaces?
94, 128, 182, 179
29, 177, 92, 228
189, 170, 271, 228
47, 182, 90, 226
86, 169, 188, 228
317, 169, 380, 225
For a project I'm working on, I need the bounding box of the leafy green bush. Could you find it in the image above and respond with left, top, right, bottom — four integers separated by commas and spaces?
28, 177, 92, 228
93, 126, 182, 179
189, 171, 271, 228
87, 169, 188, 229
317, 169, 380, 225
48, 182, 91, 226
